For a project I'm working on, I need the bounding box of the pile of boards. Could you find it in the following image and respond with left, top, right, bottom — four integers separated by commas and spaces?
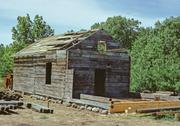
0, 100, 23, 112
0, 89, 23, 113
0, 90, 22, 101
30, 93, 180, 114
67, 94, 180, 114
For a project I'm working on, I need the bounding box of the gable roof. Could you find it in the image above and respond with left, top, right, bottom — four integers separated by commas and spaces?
14, 29, 99, 57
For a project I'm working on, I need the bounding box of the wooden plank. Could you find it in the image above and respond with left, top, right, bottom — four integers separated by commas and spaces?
109, 100, 180, 113
69, 98, 109, 109
141, 93, 180, 101
137, 106, 180, 113
0, 100, 23, 106
27, 103, 53, 113
80, 94, 112, 103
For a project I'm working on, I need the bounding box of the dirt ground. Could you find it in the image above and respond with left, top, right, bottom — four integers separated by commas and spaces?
0, 96, 180, 126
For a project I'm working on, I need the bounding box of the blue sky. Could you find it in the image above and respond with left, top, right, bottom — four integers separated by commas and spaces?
0, 0, 180, 45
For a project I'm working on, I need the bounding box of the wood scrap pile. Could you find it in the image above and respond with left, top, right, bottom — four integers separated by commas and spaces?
0, 90, 22, 101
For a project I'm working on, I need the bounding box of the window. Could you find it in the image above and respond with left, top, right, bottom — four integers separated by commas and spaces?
46, 62, 52, 84
97, 41, 107, 54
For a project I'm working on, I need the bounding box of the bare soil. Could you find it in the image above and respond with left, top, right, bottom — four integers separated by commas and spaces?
0, 96, 179, 126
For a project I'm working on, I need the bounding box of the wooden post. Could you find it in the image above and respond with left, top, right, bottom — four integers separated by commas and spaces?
47, 99, 50, 108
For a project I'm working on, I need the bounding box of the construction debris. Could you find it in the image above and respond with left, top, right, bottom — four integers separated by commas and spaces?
0, 90, 22, 101
29, 93, 180, 115
27, 103, 53, 113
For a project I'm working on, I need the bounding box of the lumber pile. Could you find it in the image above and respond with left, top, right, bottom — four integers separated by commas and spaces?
0, 90, 22, 101
27, 103, 53, 113
0, 100, 23, 112
30, 93, 180, 114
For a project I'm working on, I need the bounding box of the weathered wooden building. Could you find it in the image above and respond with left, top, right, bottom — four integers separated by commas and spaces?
13, 29, 130, 100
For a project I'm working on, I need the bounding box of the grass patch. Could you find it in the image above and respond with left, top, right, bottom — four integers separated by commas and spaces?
158, 114, 175, 121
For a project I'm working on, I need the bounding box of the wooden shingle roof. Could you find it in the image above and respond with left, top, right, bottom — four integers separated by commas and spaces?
14, 29, 98, 57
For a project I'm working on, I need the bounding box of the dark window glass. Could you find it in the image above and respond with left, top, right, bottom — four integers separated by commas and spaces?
46, 62, 52, 84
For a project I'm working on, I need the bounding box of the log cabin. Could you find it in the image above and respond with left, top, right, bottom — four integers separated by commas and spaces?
13, 29, 130, 100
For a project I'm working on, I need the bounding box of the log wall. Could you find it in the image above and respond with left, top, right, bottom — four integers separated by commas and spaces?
13, 51, 74, 100
68, 50, 130, 98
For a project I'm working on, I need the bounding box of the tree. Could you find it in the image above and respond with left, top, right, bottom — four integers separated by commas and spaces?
91, 16, 141, 49
12, 14, 54, 46
32, 15, 54, 41
12, 14, 33, 45
131, 17, 180, 93
0, 14, 54, 77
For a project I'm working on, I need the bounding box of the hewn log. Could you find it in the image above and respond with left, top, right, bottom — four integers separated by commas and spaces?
110, 100, 180, 113
27, 103, 53, 113
0, 100, 23, 106
69, 98, 109, 109
80, 94, 111, 103
137, 106, 180, 113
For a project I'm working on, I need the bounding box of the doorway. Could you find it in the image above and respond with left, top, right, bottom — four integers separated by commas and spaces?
94, 69, 106, 96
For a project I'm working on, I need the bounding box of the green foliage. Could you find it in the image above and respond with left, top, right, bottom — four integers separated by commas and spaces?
12, 14, 54, 45
32, 15, 54, 41
131, 17, 180, 93
0, 77, 3, 88
97, 41, 107, 54
91, 16, 141, 49
0, 14, 54, 77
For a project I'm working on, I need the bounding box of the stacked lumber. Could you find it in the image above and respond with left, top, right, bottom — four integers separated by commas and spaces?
79, 94, 180, 113
69, 98, 109, 109
0, 100, 23, 112
27, 103, 53, 113
0, 90, 22, 101
71, 94, 111, 109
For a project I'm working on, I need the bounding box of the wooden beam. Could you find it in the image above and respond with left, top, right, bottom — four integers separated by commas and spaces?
27, 103, 53, 113
141, 93, 180, 101
137, 106, 180, 113
0, 100, 23, 107
109, 100, 180, 113
69, 98, 109, 109
80, 94, 111, 103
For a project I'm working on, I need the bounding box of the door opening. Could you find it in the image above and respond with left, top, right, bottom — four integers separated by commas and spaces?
94, 69, 106, 96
